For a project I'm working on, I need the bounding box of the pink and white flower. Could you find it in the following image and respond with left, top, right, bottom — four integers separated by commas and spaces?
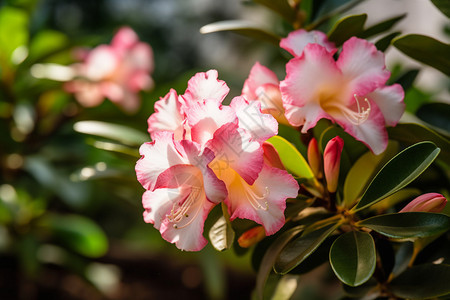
400, 193, 447, 213
136, 131, 227, 251
281, 37, 405, 155
280, 29, 336, 57
65, 27, 154, 113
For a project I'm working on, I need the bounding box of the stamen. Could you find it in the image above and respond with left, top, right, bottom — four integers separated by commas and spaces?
242, 183, 270, 211
167, 186, 202, 229
326, 94, 371, 125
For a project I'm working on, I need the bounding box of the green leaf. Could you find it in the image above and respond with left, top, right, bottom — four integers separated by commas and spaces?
255, 226, 303, 300
26, 30, 70, 64
342, 141, 399, 208
358, 14, 406, 39
328, 14, 367, 46
389, 264, 450, 299
393, 34, 450, 76
353, 142, 440, 212
42, 214, 108, 258
358, 212, 450, 239
416, 102, 450, 134
392, 69, 420, 92
330, 231, 376, 287
0, 7, 29, 65
388, 123, 450, 163
431, 0, 450, 18
74, 121, 149, 146
375, 31, 401, 52
253, 0, 297, 24
267, 135, 314, 180
274, 222, 340, 274
208, 204, 235, 251
200, 20, 281, 45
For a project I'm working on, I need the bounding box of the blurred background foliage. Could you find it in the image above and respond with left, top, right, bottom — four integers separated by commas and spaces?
0, 0, 449, 299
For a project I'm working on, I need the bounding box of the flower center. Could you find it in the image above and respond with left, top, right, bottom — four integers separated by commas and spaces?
242, 182, 270, 211
325, 94, 371, 125
167, 186, 203, 229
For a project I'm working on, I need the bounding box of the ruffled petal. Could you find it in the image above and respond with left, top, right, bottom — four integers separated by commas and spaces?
181, 70, 230, 107
367, 84, 405, 127
207, 122, 264, 185
225, 164, 299, 235
135, 132, 185, 190
230, 96, 278, 143
111, 26, 139, 52
280, 44, 343, 128
280, 29, 336, 57
337, 37, 390, 96
242, 62, 279, 100
83, 45, 119, 80
186, 98, 237, 146
335, 100, 388, 155
147, 89, 185, 140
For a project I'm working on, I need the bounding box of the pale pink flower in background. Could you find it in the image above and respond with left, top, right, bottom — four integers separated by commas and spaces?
242, 62, 290, 125
280, 29, 336, 57
399, 193, 447, 213
65, 27, 154, 113
135, 131, 227, 251
323, 136, 344, 193
281, 37, 405, 155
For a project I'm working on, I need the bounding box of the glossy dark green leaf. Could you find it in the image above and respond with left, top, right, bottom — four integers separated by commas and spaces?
330, 231, 376, 287
307, 0, 365, 31
358, 14, 406, 38
358, 212, 450, 239
416, 102, 450, 133
74, 121, 148, 146
353, 142, 440, 212
200, 20, 280, 45
43, 214, 108, 258
393, 69, 420, 91
393, 34, 450, 76
342, 141, 398, 208
431, 0, 450, 18
274, 222, 340, 274
253, 0, 297, 24
375, 31, 401, 52
328, 14, 367, 46
388, 123, 450, 163
389, 264, 450, 299
255, 226, 303, 300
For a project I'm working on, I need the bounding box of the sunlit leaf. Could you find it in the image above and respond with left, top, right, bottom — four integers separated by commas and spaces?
200, 20, 280, 45
274, 222, 340, 274
369, 188, 421, 213
393, 34, 450, 76
0, 6, 29, 65
42, 214, 108, 258
358, 212, 450, 239
353, 142, 440, 212
327, 14, 367, 46
330, 231, 376, 286
267, 135, 314, 180
389, 264, 450, 299
388, 123, 450, 163
431, 0, 450, 18
26, 30, 70, 64
358, 14, 406, 38
74, 121, 148, 146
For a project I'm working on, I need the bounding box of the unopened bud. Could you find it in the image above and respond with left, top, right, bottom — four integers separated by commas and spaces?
262, 142, 285, 170
307, 138, 322, 179
399, 193, 447, 213
238, 226, 266, 248
323, 136, 344, 193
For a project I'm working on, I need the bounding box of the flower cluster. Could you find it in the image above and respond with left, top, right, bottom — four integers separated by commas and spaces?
65, 27, 154, 112
244, 29, 405, 155
136, 70, 299, 251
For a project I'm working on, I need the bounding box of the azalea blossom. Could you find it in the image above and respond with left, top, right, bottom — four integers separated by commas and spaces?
135, 131, 227, 251
65, 27, 154, 112
281, 37, 405, 154
280, 29, 336, 57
